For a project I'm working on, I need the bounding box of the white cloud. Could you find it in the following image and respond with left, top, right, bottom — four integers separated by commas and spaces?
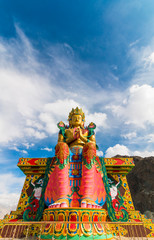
108, 84, 154, 128
8, 142, 35, 154
41, 147, 53, 152
39, 99, 83, 134
22, 142, 34, 149
0, 173, 25, 194
129, 39, 141, 48
148, 52, 154, 63
128, 37, 154, 85
105, 144, 154, 158
0, 173, 25, 218
0, 28, 84, 144
0, 31, 52, 143
26, 128, 47, 139
0, 26, 93, 145
146, 134, 154, 143
86, 112, 107, 130
132, 150, 154, 157
121, 132, 136, 139
9, 146, 28, 154
0, 26, 110, 147
97, 150, 104, 157
0, 194, 20, 219
144, 51, 154, 68
105, 144, 130, 158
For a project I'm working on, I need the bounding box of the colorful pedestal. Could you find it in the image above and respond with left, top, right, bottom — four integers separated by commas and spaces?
0, 157, 154, 239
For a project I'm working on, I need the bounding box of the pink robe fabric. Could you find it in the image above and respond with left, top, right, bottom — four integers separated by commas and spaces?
44, 142, 106, 207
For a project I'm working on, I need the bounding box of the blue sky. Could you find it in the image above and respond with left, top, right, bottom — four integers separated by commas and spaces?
0, 0, 154, 217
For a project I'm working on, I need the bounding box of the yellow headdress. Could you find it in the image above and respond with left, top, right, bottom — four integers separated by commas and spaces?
68, 107, 85, 122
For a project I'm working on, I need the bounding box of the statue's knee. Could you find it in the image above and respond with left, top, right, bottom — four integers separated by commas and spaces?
83, 142, 96, 151
82, 142, 96, 156
55, 142, 69, 156
56, 141, 68, 148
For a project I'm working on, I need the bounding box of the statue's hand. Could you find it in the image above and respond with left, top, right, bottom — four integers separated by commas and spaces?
79, 128, 88, 143
73, 127, 80, 140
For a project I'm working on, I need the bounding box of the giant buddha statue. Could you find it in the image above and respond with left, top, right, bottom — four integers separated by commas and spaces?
44, 107, 106, 208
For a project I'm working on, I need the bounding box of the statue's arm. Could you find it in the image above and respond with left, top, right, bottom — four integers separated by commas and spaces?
79, 134, 87, 143
57, 122, 66, 143
58, 133, 64, 142
88, 134, 96, 144
65, 135, 76, 144
65, 129, 78, 144
58, 129, 77, 144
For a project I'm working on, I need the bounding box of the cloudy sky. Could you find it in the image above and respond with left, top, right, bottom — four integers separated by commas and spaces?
0, 0, 154, 218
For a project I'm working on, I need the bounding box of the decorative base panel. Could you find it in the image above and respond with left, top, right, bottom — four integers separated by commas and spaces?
43, 208, 107, 222
42, 208, 113, 239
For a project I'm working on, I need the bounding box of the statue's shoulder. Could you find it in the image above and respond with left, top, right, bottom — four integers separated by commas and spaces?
65, 128, 73, 138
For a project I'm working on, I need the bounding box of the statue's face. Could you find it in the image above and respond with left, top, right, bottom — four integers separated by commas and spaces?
71, 114, 82, 127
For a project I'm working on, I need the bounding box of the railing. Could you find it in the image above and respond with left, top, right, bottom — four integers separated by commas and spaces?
0, 221, 152, 240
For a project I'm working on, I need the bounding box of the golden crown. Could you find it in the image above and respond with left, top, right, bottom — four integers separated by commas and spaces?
68, 107, 85, 122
